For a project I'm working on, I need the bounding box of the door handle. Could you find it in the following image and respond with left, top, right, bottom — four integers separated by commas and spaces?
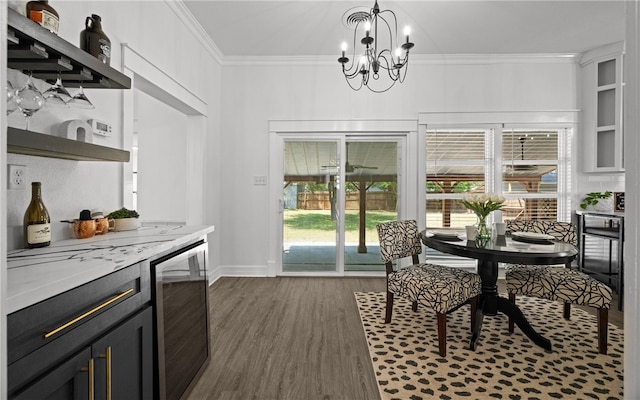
81, 358, 95, 400
99, 346, 112, 400
44, 289, 134, 339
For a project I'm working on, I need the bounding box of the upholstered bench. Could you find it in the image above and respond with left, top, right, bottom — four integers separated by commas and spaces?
377, 220, 482, 357
505, 220, 612, 354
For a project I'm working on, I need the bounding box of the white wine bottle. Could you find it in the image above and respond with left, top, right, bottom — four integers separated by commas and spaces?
24, 182, 51, 248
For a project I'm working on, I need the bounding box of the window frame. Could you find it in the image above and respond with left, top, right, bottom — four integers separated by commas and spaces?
417, 112, 577, 264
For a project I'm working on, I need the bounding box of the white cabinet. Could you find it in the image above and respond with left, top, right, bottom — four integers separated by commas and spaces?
581, 42, 624, 173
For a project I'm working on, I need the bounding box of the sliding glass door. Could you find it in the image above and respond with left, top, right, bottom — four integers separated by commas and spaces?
282, 140, 340, 273
281, 137, 401, 275
343, 140, 398, 272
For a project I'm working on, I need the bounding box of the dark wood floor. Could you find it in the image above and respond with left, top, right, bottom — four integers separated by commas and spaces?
186, 277, 623, 400
186, 277, 386, 400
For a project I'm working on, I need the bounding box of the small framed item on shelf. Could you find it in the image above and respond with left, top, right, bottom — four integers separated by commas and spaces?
614, 192, 625, 212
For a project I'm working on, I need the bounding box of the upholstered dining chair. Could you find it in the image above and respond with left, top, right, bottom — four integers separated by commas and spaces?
505, 220, 612, 354
376, 220, 482, 357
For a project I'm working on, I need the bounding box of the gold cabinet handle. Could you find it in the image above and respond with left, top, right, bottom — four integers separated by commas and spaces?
44, 288, 134, 339
81, 358, 95, 400
99, 347, 112, 400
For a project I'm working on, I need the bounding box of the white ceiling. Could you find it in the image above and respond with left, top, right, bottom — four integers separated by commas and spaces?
183, 0, 626, 57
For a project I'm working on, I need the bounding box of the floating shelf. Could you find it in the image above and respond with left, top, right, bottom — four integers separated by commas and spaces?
7, 8, 131, 89
8, 128, 130, 162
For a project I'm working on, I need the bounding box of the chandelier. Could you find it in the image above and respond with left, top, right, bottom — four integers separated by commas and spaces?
338, 0, 414, 93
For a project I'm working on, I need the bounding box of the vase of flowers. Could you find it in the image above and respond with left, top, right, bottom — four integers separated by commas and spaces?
462, 193, 505, 247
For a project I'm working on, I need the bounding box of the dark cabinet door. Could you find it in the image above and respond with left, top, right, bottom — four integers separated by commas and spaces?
92, 307, 154, 400
11, 308, 153, 400
11, 348, 92, 400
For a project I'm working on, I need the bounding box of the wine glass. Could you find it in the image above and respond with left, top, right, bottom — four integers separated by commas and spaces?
6, 80, 18, 115
43, 75, 72, 108
14, 74, 45, 130
68, 85, 94, 109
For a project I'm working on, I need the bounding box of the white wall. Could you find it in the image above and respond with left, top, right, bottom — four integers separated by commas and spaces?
5, 1, 221, 250
218, 57, 580, 272
135, 89, 188, 223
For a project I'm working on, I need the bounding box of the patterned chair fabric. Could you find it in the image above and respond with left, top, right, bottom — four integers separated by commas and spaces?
506, 265, 612, 309
377, 219, 423, 263
376, 220, 482, 356
504, 219, 611, 353
387, 263, 482, 314
506, 220, 577, 246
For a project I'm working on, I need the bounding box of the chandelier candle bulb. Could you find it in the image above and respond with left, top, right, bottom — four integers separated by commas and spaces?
404, 26, 411, 43
395, 48, 402, 66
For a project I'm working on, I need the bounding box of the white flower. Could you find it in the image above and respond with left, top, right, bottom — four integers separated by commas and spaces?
461, 192, 505, 218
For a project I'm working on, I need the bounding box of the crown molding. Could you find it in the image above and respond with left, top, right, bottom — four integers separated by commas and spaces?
411, 53, 580, 65
579, 41, 625, 66
221, 53, 580, 67
165, 0, 224, 64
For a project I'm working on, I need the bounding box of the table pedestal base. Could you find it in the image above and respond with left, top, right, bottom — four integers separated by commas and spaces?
470, 295, 552, 351
470, 259, 552, 352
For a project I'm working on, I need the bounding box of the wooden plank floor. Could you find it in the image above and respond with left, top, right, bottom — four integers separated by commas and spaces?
186, 277, 386, 400
186, 277, 623, 400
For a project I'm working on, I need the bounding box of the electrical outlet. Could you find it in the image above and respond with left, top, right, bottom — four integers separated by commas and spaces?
8, 164, 27, 190
254, 176, 267, 185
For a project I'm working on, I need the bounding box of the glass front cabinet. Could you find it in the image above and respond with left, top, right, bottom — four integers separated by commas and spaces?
581, 42, 624, 173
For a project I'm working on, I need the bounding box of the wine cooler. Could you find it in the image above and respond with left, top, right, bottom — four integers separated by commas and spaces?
150, 240, 210, 400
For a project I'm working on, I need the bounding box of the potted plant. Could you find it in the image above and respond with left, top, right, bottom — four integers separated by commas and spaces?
107, 207, 140, 231
580, 191, 612, 211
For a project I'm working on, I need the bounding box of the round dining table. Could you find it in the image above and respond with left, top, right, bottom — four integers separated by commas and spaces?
419, 230, 579, 351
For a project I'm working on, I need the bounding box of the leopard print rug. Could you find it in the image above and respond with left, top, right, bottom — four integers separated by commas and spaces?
355, 292, 624, 400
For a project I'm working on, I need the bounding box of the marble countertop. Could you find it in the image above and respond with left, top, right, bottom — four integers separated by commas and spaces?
6, 224, 215, 314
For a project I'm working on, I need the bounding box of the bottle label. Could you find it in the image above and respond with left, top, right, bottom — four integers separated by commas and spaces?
27, 223, 51, 244
98, 38, 111, 64
29, 10, 59, 34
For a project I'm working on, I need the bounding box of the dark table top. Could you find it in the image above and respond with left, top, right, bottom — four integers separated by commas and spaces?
419, 230, 578, 265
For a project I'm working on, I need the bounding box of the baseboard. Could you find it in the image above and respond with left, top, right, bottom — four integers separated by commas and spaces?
219, 265, 269, 277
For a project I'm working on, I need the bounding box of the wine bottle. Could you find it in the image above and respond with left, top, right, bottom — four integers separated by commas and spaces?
24, 182, 51, 248
26, 0, 59, 34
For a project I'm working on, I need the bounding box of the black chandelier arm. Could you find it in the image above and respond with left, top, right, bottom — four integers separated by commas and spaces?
395, 59, 409, 84
375, 49, 408, 71
339, 18, 374, 76
376, 10, 399, 56
342, 64, 367, 80
367, 78, 398, 93
370, 53, 398, 80
343, 74, 366, 91
378, 55, 410, 84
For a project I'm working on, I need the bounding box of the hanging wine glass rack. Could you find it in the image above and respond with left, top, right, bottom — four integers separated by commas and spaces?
6, 9, 131, 162
7, 8, 131, 89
